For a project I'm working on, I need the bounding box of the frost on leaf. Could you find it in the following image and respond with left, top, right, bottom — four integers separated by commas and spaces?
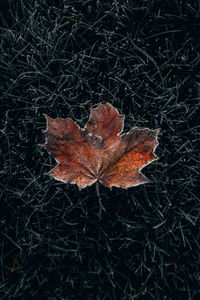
40, 103, 160, 190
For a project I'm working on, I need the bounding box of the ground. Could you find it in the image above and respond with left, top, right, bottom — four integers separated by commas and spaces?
0, 0, 200, 299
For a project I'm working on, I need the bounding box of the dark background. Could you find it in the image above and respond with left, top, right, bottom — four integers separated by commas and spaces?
0, 0, 199, 299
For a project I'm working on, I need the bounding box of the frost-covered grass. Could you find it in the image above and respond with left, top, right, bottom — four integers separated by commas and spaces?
0, 0, 200, 299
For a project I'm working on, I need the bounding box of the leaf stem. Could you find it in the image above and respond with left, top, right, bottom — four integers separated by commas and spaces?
96, 181, 105, 218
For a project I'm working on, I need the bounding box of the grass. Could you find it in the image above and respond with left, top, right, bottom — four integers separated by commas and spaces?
0, 0, 200, 299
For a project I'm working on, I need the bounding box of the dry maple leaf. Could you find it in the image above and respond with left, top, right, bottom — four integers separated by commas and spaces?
40, 103, 160, 192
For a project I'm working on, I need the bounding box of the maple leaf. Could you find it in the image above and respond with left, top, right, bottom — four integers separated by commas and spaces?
40, 103, 160, 191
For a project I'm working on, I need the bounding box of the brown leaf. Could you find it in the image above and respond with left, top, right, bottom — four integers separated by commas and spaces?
40, 103, 160, 190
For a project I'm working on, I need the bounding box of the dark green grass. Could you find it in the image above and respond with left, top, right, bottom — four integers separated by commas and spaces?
0, 0, 200, 299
